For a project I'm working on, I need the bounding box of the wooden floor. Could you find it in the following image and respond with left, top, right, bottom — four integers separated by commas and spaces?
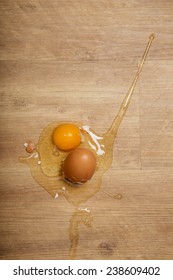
0, 0, 173, 260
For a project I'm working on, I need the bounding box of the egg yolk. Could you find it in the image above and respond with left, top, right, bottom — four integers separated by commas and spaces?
53, 124, 81, 151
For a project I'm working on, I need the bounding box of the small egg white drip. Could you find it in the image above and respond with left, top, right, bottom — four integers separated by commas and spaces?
80, 131, 85, 143
26, 151, 38, 159
78, 207, 90, 213
82, 125, 105, 155
54, 193, 59, 199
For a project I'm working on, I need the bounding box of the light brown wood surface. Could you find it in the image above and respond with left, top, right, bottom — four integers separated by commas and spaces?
0, 0, 173, 260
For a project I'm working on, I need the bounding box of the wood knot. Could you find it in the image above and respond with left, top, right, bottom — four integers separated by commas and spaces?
98, 241, 115, 256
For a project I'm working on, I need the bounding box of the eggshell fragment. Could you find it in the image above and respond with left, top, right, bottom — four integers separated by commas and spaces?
24, 140, 36, 153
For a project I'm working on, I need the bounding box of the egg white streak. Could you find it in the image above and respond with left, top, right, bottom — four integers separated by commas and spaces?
25, 151, 38, 159
54, 193, 59, 199
78, 207, 90, 213
82, 125, 105, 155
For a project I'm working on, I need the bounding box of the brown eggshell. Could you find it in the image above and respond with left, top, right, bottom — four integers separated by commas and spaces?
62, 148, 97, 184
25, 140, 36, 153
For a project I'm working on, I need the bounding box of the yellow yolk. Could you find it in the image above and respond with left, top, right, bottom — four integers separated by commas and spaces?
53, 124, 81, 151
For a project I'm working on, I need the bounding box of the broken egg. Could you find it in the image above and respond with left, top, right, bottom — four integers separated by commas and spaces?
19, 34, 155, 260
20, 34, 155, 206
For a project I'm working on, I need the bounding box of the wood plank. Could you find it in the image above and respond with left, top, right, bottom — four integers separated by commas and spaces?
0, 0, 173, 260
0, 0, 173, 61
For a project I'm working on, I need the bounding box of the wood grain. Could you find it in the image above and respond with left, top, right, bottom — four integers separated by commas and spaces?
0, 0, 173, 260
